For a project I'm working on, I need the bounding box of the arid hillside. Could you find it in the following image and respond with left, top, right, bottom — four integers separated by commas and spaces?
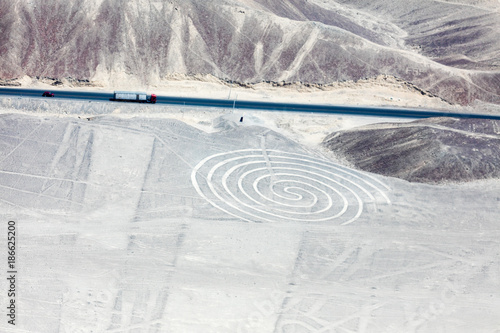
323, 117, 500, 183
1, 0, 500, 105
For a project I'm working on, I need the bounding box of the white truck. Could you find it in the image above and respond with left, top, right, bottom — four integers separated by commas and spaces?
110, 91, 157, 103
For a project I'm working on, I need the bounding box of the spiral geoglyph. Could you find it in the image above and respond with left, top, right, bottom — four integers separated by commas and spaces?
191, 149, 391, 225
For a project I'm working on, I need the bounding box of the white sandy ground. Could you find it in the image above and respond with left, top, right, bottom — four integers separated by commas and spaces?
15, 74, 471, 111
0, 94, 499, 332
0, 93, 424, 171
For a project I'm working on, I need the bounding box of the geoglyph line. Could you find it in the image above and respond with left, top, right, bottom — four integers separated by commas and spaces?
191, 150, 391, 225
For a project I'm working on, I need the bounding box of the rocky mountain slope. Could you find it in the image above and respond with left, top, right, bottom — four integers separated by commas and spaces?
323, 117, 500, 183
1, 0, 500, 106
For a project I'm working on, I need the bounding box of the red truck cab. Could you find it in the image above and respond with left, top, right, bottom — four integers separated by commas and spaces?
150, 94, 157, 104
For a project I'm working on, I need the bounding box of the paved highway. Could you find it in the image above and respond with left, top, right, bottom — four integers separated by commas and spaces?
1, 87, 500, 120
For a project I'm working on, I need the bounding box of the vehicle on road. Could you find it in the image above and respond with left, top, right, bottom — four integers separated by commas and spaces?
110, 91, 157, 104
42, 91, 54, 97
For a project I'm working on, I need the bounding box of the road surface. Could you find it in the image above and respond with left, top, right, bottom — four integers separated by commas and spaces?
1, 87, 499, 120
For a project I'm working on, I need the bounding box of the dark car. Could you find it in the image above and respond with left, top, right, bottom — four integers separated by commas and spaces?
42, 91, 54, 97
